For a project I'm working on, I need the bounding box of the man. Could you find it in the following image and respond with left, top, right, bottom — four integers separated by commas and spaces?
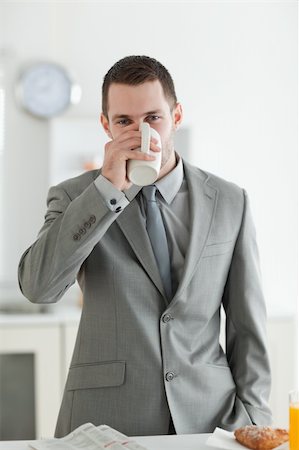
18, 55, 272, 437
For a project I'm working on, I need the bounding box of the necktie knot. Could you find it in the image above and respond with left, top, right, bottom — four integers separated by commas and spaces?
142, 185, 157, 203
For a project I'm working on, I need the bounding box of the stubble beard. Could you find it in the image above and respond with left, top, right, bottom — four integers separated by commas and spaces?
160, 126, 176, 169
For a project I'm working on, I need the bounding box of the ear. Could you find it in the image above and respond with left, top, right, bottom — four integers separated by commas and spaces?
100, 113, 113, 139
172, 102, 183, 129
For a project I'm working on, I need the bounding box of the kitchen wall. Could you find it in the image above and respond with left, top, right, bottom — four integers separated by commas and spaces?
0, 0, 297, 436
0, 1, 296, 320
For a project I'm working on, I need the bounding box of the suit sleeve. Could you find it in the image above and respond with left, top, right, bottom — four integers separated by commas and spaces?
222, 189, 272, 426
18, 178, 127, 304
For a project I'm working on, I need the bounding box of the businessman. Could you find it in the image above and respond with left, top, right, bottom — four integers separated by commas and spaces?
18, 55, 272, 437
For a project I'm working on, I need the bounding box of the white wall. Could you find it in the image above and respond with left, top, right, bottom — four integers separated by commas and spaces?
0, 1, 297, 320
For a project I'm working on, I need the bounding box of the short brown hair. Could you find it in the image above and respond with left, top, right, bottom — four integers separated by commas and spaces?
102, 55, 177, 118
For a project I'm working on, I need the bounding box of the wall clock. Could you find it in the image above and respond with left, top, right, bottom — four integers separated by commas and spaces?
16, 61, 81, 119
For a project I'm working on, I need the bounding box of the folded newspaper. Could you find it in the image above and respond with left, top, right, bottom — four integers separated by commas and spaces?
29, 423, 148, 450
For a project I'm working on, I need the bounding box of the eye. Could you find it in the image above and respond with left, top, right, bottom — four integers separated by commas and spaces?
146, 115, 160, 122
116, 118, 131, 126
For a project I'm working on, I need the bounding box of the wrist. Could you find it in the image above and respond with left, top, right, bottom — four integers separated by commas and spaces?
101, 173, 128, 192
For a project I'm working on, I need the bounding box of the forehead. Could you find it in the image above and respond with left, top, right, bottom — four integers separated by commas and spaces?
107, 80, 170, 116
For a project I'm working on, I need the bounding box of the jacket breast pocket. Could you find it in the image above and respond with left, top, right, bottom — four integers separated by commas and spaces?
202, 240, 234, 258
67, 360, 126, 390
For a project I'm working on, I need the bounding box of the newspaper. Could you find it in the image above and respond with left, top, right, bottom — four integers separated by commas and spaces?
29, 423, 148, 450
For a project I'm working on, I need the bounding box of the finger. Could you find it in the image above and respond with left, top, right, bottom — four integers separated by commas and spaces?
117, 131, 142, 145
106, 135, 141, 151
118, 123, 140, 137
125, 149, 156, 160
149, 141, 161, 152
122, 136, 161, 151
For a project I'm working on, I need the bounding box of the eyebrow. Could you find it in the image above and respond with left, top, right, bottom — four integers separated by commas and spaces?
111, 110, 164, 121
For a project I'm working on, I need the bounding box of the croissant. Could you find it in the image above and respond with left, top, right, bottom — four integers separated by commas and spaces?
234, 425, 289, 450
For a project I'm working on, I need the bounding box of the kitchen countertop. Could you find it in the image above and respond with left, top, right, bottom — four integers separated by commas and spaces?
0, 434, 216, 450
0, 304, 82, 326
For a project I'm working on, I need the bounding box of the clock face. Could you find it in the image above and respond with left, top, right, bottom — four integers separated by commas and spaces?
17, 62, 77, 118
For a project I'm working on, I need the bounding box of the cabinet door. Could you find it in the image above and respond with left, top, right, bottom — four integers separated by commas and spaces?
267, 318, 297, 428
0, 324, 61, 438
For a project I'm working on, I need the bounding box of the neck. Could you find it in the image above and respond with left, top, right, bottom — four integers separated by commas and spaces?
157, 151, 176, 180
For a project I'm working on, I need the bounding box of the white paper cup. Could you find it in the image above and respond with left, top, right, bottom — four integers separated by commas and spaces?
127, 123, 162, 186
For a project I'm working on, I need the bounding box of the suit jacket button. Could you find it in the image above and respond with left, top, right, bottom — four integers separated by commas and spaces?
84, 221, 91, 229
89, 215, 96, 224
162, 314, 173, 323
73, 233, 81, 241
165, 371, 175, 382
78, 228, 86, 235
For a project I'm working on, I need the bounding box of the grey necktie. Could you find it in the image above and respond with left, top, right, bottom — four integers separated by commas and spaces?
142, 185, 172, 301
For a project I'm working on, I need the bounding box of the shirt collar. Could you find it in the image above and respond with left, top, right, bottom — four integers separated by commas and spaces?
124, 153, 183, 203
155, 154, 183, 204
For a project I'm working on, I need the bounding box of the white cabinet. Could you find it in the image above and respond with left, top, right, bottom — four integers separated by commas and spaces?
267, 317, 297, 428
0, 308, 81, 439
0, 324, 61, 438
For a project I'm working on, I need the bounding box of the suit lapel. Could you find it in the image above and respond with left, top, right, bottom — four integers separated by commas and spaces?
173, 161, 218, 300
115, 161, 218, 305
116, 196, 166, 300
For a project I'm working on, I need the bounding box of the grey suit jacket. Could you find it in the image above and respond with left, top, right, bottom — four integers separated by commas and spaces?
18, 160, 272, 437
